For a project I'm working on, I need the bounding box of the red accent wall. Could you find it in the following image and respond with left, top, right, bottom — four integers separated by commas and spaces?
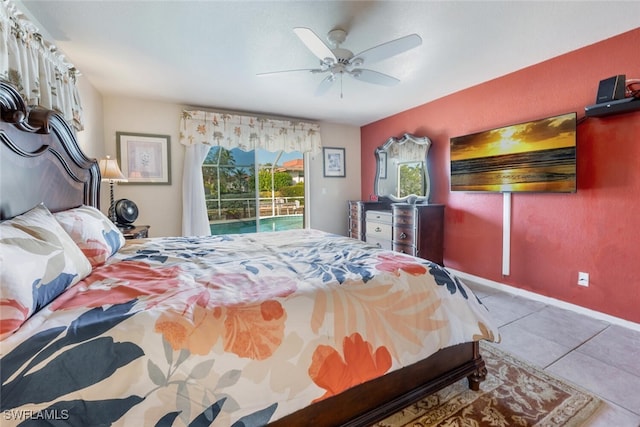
361, 28, 640, 323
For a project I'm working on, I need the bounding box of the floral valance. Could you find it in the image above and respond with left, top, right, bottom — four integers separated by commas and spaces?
0, 0, 83, 130
179, 109, 322, 154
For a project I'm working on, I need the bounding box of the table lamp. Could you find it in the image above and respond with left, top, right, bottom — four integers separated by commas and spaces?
98, 156, 127, 223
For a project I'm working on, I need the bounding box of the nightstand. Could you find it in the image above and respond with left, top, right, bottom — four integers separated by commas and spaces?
121, 225, 150, 240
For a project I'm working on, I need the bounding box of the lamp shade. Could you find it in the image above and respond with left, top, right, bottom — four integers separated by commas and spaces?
99, 156, 126, 181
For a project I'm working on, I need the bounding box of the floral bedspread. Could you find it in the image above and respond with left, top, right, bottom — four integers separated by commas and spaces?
1, 229, 498, 426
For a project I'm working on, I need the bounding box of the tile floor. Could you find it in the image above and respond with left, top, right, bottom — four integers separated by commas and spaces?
465, 280, 640, 427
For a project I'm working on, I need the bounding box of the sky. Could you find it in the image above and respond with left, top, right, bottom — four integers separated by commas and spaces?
229, 148, 302, 167
450, 113, 576, 161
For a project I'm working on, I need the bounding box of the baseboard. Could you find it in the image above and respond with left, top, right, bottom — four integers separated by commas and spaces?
447, 268, 640, 333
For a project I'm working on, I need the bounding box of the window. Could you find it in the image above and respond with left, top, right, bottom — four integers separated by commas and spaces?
203, 147, 304, 235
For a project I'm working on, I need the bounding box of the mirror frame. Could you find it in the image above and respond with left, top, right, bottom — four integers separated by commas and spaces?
374, 133, 432, 203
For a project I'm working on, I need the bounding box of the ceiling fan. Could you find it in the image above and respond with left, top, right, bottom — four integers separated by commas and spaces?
258, 27, 422, 97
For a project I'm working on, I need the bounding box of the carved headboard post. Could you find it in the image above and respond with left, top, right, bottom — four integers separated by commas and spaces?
0, 81, 100, 219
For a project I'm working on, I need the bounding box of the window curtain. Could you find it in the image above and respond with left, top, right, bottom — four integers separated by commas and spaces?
182, 143, 211, 237
0, 0, 84, 130
179, 109, 322, 236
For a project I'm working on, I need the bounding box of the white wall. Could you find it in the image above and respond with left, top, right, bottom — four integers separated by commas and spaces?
308, 123, 361, 235
95, 95, 361, 237
101, 95, 184, 237
74, 77, 104, 159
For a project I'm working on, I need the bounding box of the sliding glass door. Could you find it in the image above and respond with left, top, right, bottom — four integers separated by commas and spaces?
202, 147, 304, 235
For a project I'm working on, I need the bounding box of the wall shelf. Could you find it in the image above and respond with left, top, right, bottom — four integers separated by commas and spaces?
585, 97, 640, 117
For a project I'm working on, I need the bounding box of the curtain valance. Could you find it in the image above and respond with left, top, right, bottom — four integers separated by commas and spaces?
0, 0, 83, 130
179, 109, 322, 154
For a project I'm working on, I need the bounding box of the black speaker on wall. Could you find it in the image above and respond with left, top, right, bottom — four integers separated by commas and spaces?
595, 75, 626, 103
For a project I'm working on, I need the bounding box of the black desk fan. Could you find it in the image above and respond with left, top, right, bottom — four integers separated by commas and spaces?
114, 199, 138, 230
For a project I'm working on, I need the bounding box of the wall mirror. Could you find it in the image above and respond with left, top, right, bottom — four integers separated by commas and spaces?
374, 133, 431, 203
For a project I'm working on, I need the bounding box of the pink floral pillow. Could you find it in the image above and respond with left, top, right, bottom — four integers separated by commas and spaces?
0, 204, 92, 339
54, 205, 125, 267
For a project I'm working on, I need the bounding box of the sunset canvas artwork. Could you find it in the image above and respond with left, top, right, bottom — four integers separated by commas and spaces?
450, 112, 577, 192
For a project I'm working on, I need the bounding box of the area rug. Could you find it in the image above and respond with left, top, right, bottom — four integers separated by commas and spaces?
373, 342, 602, 427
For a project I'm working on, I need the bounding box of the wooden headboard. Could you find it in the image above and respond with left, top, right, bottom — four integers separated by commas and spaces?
0, 81, 100, 220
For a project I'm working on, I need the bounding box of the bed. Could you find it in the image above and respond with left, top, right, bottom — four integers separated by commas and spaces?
0, 81, 499, 426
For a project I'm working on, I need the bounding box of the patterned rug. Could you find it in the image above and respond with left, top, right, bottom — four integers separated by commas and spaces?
373, 343, 602, 427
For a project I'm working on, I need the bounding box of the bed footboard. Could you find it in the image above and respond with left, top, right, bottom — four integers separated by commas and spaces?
270, 341, 485, 427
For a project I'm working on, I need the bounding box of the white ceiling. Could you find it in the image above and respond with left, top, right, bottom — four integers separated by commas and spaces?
19, 1, 640, 126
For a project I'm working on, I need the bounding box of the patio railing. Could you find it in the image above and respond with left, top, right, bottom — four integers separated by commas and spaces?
206, 196, 304, 221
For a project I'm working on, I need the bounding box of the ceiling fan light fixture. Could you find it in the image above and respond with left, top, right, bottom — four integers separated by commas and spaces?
322, 57, 335, 66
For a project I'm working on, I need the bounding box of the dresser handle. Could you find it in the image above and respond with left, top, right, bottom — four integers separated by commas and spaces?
400, 232, 407, 239
375, 227, 382, 232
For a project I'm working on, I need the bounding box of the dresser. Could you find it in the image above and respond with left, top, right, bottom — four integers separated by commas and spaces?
349, 201, 444, 265
392, 204, 444, 265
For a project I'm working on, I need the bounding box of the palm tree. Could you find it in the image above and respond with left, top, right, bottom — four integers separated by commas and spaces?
230, 167, 250, 193
203, 147, 237, 194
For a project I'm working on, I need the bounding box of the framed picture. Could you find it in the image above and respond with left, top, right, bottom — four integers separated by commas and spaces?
117, 132, 171, 185
323, 147, 346, 178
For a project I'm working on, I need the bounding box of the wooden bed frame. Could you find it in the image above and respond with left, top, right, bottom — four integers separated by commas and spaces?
0, 81, 487, 426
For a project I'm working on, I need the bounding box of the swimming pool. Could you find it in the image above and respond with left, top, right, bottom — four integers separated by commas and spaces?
209, 215, 303, 235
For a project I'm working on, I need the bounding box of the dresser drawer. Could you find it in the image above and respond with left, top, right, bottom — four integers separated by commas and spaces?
366, 210, 393, 224
393, 225, 415, 244
393, 242, 416, 256
366, 221, 393, 240
393, 208, 415, 226
368, 235, 393, 251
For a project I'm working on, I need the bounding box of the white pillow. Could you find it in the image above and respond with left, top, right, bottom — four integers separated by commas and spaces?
0, 204, 92, 339
54, 205, 125, 267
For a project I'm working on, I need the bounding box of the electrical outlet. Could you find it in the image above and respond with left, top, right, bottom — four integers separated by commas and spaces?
578, 272, 589, 287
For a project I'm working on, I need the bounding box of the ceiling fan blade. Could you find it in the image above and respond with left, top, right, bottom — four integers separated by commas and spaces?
352, 34, 422, 65
256, 68, 322, 76
351, 69, 400, 86
315, 74, 336, 96
293, 27, 337, 62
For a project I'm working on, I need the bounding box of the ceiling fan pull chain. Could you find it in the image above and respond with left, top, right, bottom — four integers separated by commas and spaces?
340, 73, 344, 99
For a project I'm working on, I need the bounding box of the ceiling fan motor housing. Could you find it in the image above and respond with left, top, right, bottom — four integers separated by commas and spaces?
333, 48, 354, 64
